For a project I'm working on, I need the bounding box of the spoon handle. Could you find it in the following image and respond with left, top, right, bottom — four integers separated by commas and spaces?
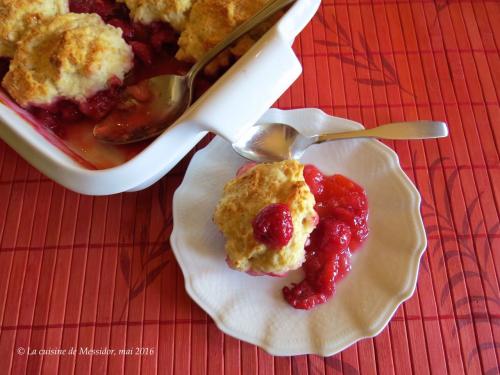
186, 0, 297, 83
315, 121, 449, 143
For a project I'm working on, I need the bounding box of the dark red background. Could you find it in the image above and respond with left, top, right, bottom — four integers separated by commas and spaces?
0, 0, 499, 373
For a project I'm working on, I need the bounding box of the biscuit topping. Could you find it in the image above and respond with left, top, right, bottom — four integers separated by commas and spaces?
116, 0, 193, 31
2, 13, 133, 107
176, 0, 274, 74
214, 160, 317, 274
0, 0, 69, 58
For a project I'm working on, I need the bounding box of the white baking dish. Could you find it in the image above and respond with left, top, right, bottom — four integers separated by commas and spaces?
0, 0, 320, 195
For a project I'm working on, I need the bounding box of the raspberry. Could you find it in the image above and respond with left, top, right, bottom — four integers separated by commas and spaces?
150, 22, 177, 50
78, 85, 122, 120
0, 58, 9, 81
70, 0, 116, 20
108, 18, 134, 39
130, 41, 153, 65
303, 164, 324, 196
252, 204, 294, 249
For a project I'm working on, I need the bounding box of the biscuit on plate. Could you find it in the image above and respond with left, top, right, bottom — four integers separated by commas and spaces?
0, 0, 69, 58
214, 160, 317, 275
2, 13, 134, 107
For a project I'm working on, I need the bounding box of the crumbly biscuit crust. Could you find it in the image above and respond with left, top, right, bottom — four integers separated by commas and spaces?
0, 0, 69, 58
2, 13, 133, 107
214, 160, 317, 274
117, 0, 193, 30
176, 0, 273, 75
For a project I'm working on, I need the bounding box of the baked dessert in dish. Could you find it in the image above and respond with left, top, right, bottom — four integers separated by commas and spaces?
176, 0, 273, 74
116, 0, 193, 31
0, 0, 69, 58
0, 0, 279, 169
215, 161, 370, 310
214, 160, 317, 275
2, 13, 133, 113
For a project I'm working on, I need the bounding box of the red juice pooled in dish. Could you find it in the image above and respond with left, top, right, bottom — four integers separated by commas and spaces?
283, 164, 369, 310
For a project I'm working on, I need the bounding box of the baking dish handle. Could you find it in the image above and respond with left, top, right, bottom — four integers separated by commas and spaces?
182, 35, 302, 144
279, 0, 321, 44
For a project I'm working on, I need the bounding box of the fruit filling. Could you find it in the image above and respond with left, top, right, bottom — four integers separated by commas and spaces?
29, 78, 124, 136
252, 203, 294, 249
283, 164, 369, 310
24, 1, 180, 129
0, 58, 9, 79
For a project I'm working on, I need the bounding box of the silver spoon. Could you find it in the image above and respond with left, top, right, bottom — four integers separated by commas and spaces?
232, 120, 449, 162
93, 0, 297, 144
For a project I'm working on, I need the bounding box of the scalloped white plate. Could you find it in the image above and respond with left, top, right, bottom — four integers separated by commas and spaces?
170, 108, 427, 356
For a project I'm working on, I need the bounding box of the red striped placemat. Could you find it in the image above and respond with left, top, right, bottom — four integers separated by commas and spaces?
0, 0, 498, 373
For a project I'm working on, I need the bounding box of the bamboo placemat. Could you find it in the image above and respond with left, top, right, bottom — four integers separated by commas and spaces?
0, 1, 498, 373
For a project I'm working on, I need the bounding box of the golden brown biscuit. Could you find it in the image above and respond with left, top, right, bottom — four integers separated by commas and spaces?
2, 13, 134, 107
117, 0, 193, 31
176, 0, 274, 75
214, 160, 317, 274
0, 0, 69, 58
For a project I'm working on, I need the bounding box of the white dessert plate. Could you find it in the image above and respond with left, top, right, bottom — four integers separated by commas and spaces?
170, 108, 427, 356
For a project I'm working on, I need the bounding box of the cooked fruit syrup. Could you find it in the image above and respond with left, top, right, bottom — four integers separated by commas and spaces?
283, 165, 369, 309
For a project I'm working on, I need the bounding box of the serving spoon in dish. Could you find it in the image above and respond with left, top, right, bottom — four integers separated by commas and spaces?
93, 0, 297, 144
232, 120, 449, 163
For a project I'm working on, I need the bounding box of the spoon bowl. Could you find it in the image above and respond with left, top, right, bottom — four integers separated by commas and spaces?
232, 120, 449, 163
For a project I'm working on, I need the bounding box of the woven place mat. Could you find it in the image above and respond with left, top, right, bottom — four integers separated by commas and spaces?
0, 1, 499, 374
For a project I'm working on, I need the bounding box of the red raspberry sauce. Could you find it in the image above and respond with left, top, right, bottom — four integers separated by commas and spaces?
283, 165, 369, 310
